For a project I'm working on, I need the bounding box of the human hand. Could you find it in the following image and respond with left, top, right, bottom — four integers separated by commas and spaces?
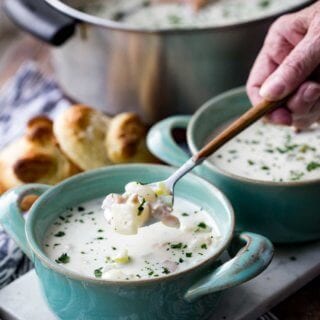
247, 2, 320, 129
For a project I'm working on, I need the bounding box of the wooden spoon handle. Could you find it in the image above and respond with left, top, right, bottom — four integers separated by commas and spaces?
193, 99, 287, 162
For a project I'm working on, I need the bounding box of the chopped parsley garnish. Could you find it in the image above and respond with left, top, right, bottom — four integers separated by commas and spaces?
54, 231, 65, 237
148, 271, 154, 276
179, 258, 184, 263
87, 211, 94, 215
248, 160, 255, 165
276, 144, 298, 154
261, 166, 270, 171
137, 198, 146, 216
197, 222, 207, 229
97, 229, 104, 233
259, 0, 270, 8
307, 162, 320, 172
96, 237, 104, 240
162, 267, 170, 274
201, 244, 207, 249
59, 216, 65, 221
186, 253, 192, 258
55, 253, 70, 264
78, 206, 85, 211
290, 171, 304, 181
79, 219, 84, 223
167, 14, 181, 25
94, 267, 103, 278
112, 247, 117, 250
170, 243, 183, 249
182, 213, 189, 217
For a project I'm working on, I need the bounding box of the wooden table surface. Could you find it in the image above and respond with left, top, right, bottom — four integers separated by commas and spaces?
0, 31, 319, 320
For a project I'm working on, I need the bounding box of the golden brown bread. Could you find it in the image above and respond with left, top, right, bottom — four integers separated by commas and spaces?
54, 105, 112, 171
106, 112, 157, 164
0, 116, 80, 194
19, 194, 39, 212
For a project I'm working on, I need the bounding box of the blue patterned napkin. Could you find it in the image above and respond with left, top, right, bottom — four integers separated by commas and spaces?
0, 62, 71, 288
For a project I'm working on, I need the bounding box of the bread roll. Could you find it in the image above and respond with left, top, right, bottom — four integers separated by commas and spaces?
54, 105, 112, 171
0, 116, 80, 193
106, 112, 157, 164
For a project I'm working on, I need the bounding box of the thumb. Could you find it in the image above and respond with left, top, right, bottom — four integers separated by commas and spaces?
260, 30, 320, 101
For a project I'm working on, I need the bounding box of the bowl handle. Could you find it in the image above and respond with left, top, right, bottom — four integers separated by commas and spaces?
184, 232, 274, 302
0, 184, 51, 260
147, 115, 192, 167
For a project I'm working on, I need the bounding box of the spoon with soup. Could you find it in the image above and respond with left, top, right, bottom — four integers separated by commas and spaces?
103, 98, 288, 235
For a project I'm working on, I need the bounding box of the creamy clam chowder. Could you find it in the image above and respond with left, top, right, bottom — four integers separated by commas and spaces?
43, 194, 220, 280
209, 120, 320, 182
80, 0, 306, 29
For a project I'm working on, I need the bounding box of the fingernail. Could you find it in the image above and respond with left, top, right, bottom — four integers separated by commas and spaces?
260, 76, 286, 100
303, 86, 320, 103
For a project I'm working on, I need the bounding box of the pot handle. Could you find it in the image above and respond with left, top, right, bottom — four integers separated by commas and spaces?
184, 232, 274, 302
0, 184, 51, 260
147, 116, 192, 167
4, 0, 76, 46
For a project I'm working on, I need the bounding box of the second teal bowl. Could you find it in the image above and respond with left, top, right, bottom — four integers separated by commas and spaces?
147, 87, 320, 243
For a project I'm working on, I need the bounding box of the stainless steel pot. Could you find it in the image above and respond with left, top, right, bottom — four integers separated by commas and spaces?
4, 0, 314, 123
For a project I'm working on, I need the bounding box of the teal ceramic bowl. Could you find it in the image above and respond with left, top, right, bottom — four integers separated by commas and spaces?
147, 87, 320, 243
0, 164, 273, 320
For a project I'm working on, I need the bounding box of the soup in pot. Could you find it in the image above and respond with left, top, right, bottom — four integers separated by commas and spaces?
209, 120, 320, 182
77, 0, 306, 29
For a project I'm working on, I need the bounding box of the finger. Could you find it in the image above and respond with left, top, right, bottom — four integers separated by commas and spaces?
247, 53, 278, 105
293, 117, 316, 129
287, 81, 320, 115
260, 29, 320, 101
247, 15, 306, 105
292, 99, 320, 129
268, 108, 292, 126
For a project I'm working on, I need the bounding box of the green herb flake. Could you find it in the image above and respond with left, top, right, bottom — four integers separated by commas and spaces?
197, 222, 207, 229
307, 162, 320, 172
179, 258, 184, 263
201, 244, 207, 249
55, 253, 70, 264
186, 253, 192, 258
54, 231, 65, 237
137, 198, 146, 216
182, 213, 189, 217
78, 206, 85, 212
162, 267, 170, 274
167, 14, 182, 25
259, 0, 270, 8
94, 267, 103, 278
97, 229, 104, 233
261, 166, 270, 171
247, 160, 255, 166
170, 243, 183, 249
